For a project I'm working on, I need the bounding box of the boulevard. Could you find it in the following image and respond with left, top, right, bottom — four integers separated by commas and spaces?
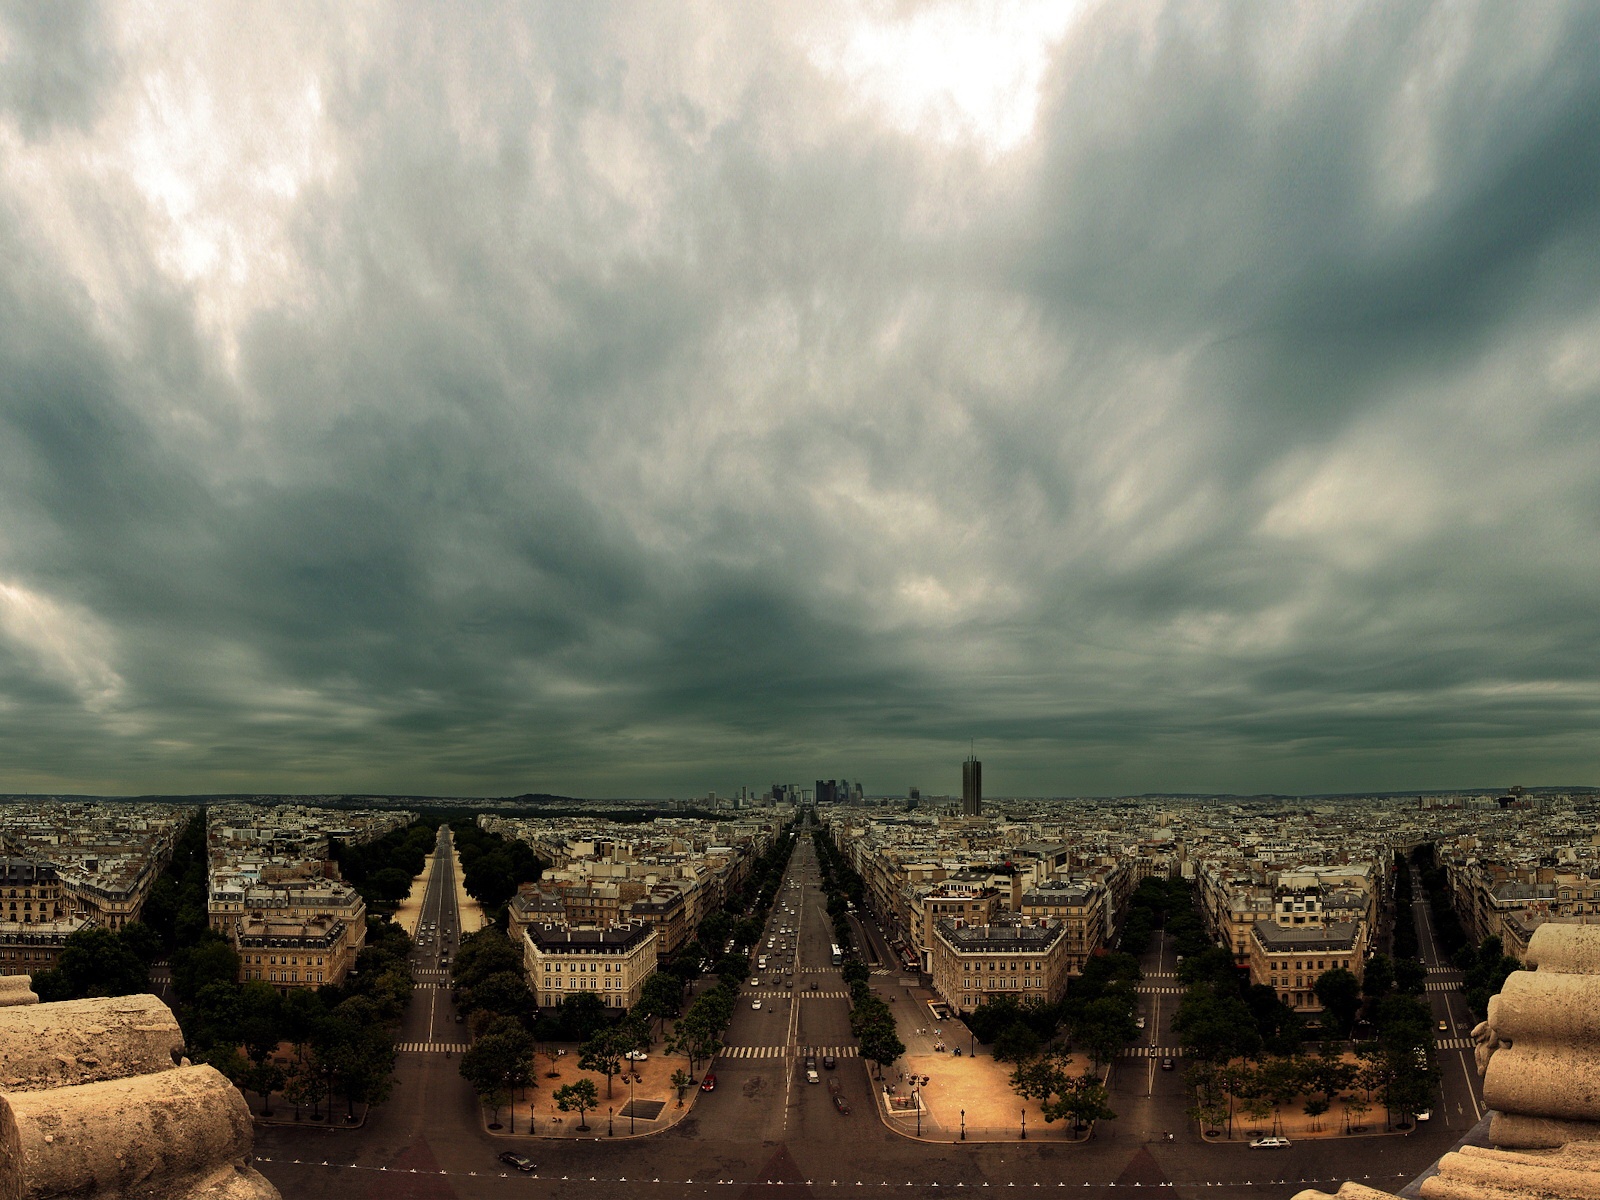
255, 829, 1477, 1200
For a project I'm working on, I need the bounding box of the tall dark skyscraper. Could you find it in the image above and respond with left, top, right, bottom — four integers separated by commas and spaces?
961, 755, 982, 816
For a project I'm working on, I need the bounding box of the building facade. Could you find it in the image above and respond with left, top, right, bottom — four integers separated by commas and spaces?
523, 920, 659, 1009
928, 917, 1069, 1014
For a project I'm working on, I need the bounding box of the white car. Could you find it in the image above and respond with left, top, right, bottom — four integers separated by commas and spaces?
623, 1050, 649, 1061
1249, 1137, 1290, 1149
752, 999, 762, 1010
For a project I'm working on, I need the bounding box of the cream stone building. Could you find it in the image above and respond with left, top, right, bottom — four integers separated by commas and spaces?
211, 879, 367, 990
928, 917, 1070, 1014
1018, 879, 1108, 976
1246, 883, 1368, 1012
524, 919, 659, 1009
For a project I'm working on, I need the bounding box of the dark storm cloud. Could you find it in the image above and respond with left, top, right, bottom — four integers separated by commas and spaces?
0, 1, 1598, 796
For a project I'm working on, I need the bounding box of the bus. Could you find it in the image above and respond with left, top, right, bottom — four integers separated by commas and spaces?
830, 943, 843, 966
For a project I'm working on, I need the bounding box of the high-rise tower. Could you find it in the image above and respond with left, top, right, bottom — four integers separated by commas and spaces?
961, 755, 982, 816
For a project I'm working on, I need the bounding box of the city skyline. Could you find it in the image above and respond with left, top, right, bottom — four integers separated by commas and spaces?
3, 4, 1599, 799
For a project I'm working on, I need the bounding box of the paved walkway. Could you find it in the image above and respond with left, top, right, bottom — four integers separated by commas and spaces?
866, 978, 1093, 1142
490, 1042, 700, 1139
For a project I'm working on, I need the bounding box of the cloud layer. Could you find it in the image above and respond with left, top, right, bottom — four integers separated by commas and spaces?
2, 1, 1598, 797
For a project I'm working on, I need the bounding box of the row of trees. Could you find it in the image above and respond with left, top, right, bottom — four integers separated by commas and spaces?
811, 827, 866, 952
1010, 1053, 1116, 1136
449, 818, 545, 918
331, 820, 439, 910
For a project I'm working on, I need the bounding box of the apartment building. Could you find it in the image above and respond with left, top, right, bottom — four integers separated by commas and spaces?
523, 920, 659, 1009
1247, 883, 1368, 1012
928, 917, 1070, 1014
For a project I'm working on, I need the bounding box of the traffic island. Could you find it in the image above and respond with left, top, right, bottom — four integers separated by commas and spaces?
482, 1044, 703, 1139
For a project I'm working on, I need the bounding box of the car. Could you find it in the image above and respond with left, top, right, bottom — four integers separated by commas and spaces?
1136, 1016, 1146, 1029
1161, 1058, 1174, 1071
751, 978, 761, 986
823, 1054, 836, 1069
700, 1072, 717, 1092
498, 1151, 537, 1172
833, 1093, 851, 1115
1249, 1137, 1290, 1148
1416, 1110, 1431, 1122
1438, 1019, 1449, 1031
752, 999, 762, 1009
624, 1050, 649, 1061
810, 982, 819, 990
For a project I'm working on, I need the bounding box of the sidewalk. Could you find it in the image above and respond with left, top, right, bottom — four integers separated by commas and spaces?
484, 1042, 701, 1139
868, 977, 1090, 1142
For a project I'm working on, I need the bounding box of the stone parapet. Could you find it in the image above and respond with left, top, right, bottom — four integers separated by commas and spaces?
0, 983, 34, 1010
1291, 925, 1600, 1199
0, 984, 278, 1200
0, 995, 182, 1092
1479, 924, 1600, 1147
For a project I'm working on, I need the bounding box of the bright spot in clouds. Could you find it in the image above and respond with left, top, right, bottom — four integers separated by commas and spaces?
807, 0, 1086, 153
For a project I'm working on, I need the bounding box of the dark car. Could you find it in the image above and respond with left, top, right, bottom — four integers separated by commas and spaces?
1160, 1057, 1174, 1070
823, 1054, 836, 1069
498, 1152, 536, 1172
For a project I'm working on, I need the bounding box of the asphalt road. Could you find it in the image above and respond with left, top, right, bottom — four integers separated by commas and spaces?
255, 820, 1467, 1199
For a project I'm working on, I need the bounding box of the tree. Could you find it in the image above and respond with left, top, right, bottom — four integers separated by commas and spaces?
33, 926, 149, 1001
1303, 1096, 1330, 1130
1010, 1054, 1068, 1109
461, 1018, 535, 1129
1361, 954, 1395, 1000
283, 1056, 329, 1121
671, 1068, 693, 1105
243, 1058, 286, 1116
993, 1020, 1042, 1064
1313, 968, 1362, 1038
580, 1026, 627, 1099
554, 1078, 598, 1131
1393, 957, 1427, 995
1074, 996, 1139, 1068
635, 972, 684, 1037
1172, 985, 1262, 1063
1048, 1075, 1116, 1135
858, 1013, 905, 1078
451, 929, 524, 991
467, 970, 537, 1025
170, 936, 241, 1005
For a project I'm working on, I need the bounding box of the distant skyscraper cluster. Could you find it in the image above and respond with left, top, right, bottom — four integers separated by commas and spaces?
814, 779, 862, 804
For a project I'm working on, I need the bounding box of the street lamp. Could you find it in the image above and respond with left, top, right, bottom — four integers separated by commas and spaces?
608, 1106, 614, 1137
1020, 1109, 1027, 1140
629, 1073, 636, 1135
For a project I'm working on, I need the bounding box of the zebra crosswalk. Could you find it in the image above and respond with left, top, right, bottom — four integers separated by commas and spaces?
742, 990, 850, 999
1425, 981, 1463, 992
719, 1045, 859, 1060
1133, 985, 1184, 995
1438, 1036, 1475, 1051
397, 1041, 469, 1054
1122, 1046, 1182, 1058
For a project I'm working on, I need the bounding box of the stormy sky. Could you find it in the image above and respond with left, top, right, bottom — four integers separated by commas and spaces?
2, 2, 1599, 799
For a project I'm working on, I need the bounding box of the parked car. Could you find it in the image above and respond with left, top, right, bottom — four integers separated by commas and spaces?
498, 1152, 537, 1172
1249, 1137, 1290, 1148
701, 1072, 717, 1092
624, 1050, 649, 1061
1416, 1110, 1432, 1122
